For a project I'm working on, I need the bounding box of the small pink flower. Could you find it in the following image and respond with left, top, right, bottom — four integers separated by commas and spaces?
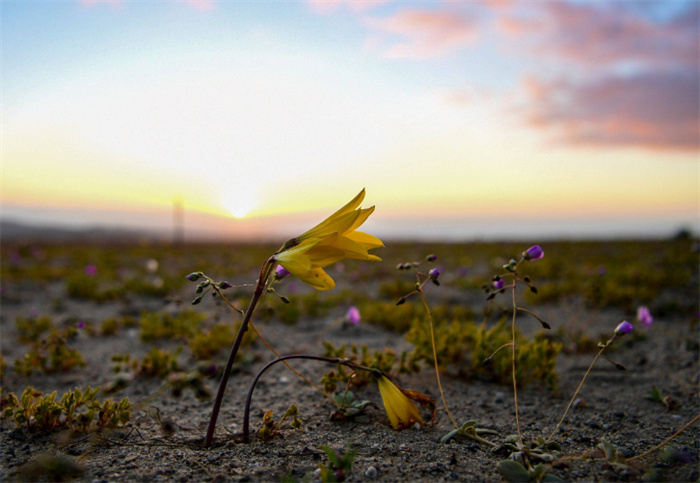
615, 320, 634, 336
523, 245, 544, 261
346, 306, 361, 326
637, 306, 653, 328
85, 264, 98, 276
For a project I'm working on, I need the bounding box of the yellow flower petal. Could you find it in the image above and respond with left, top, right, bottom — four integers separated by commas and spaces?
344, 231, 384, 249
274, 189, 382, 290
377, 375, 423, 430
291, 267, 336, 290
297, 189, 365, 241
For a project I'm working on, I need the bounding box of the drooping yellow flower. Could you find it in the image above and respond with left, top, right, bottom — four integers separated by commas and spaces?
273, 189, 383, 290
376, 375, 423, 430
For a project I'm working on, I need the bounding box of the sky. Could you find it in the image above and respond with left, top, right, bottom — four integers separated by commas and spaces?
2, 0, 699, 241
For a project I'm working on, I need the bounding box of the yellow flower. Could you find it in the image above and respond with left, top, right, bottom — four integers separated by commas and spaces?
273, 189, 383, 290
377, 375, 423, 430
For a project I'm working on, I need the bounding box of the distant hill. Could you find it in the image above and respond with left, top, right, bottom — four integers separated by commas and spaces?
0, 220, 166, 243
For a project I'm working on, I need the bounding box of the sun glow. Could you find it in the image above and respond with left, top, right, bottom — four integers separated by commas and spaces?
222, 189, 257, 219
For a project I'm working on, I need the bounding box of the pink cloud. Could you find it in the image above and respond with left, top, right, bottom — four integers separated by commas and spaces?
364, 9, 477, 59
80, 0, 121, 6
185, 0, 214, 11
499, 2, 699, 69
307, 0, 388, 15
522, 71, 699, 151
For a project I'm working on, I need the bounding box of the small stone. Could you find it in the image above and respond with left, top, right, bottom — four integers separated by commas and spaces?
365, 466, 378, 478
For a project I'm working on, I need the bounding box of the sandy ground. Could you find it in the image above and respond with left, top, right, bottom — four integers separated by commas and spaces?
1, 242, 698, 482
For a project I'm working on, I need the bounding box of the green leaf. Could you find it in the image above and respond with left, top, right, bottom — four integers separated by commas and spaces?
497, 460, 532, 482
440, 428, 461, 444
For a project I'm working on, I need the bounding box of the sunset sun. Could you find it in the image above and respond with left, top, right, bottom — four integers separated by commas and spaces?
222, 190, 256, 219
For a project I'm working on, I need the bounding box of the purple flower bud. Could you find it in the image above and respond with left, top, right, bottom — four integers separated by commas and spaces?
637, 306, 653, 328
426, 254, 437, 262
186, 272, 201, 282
84, 264, 98, 276
77, 321, 86, 329
346, 306, 361, 325
615, 320, 633, 336
275, 265, 290, 280
428, 268, 440, 279
523, 245, 544, 261
493, 279, 505, 290
218, 281, 232, 289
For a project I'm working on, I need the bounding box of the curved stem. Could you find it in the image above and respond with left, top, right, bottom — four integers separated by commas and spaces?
418, 289, 458, 429
213, 283, 336, 406
203, 258, 275, 447
243, 355, 368, 443
546, 335, 614, 444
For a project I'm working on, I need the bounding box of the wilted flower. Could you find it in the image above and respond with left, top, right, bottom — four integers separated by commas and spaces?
376, 375, 423, 430
523, 245, 544, 261
637, 306, 653, 328
615, 320, 634, 336
274, 189, 383, 290
346, 306, 361, 325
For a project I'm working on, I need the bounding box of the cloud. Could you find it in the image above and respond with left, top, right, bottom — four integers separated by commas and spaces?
306, 0, 388, 15
185, 0, 214, 11
499, 2, 699, 69
522, 70, 699, 151
364, 9, 477, 59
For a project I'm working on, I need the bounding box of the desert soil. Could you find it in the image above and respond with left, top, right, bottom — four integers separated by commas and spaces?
1, 242, 698, 482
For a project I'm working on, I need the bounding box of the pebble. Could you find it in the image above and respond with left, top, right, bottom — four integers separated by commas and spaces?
365, 466, 378, 478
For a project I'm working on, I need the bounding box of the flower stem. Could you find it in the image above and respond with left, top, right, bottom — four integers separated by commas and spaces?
203, 257, 275, 447
511, 280, 523, 444
418, 288, 458, 429
243, 355, 368, 442
213, 284, 337, 406
546, 335, 615, 444
628, 413, 700, 462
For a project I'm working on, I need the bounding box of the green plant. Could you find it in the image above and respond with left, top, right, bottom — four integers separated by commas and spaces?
258, 405, 302, 441
139, 310, 206, 342
15, 315, 53, 344
318, 445, 357, 482
321, 342, 404, 392
14, 329, 86, 376
406, 319, 561, 389
1, 386, 130, 433
189, 323, 238, 360
329, 390, 374, 423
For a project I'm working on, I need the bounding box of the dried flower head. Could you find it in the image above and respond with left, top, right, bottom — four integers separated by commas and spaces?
376, 375, 423, 430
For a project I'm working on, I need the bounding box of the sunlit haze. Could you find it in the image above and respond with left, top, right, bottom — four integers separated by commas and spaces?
2, 1, 698, 241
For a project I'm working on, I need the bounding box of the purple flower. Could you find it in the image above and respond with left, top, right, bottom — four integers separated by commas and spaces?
614, 320, 634, 336
346, 306, 361, 325
77, 321, 86, 329
84, 264, 98, 276
275, 265, 290, 280
428, 268, 440, 279
493, 279, 505, 290
523, 245, 544, 261
637, 306, 653, 328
